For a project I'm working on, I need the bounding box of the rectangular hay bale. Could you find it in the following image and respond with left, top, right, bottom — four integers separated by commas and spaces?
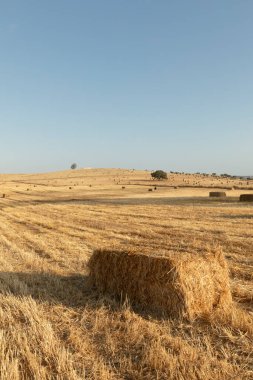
88, 249, 232, 320
209, 192, 226, 197
240, 194, 253, 202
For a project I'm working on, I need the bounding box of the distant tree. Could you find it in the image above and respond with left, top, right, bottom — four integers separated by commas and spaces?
71, 163, 77, 170
151, 170, 168, 180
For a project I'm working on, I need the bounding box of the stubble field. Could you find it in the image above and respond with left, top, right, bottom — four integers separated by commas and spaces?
0, 168, 252, 379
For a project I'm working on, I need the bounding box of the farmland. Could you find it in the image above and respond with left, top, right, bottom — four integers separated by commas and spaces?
0, 168, 252, 379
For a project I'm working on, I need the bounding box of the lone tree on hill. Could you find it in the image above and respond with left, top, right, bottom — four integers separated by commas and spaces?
71, 163, 77, 170
151, 170, 168, 180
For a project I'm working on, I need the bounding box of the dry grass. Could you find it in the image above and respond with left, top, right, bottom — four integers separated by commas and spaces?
0, 168, 252, 379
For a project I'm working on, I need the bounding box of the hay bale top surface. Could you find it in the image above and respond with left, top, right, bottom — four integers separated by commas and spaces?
92, 246, 220, 262
92, 244, 216, 262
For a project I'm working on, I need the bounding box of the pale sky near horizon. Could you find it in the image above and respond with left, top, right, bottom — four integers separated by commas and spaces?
0, 1, 252, 174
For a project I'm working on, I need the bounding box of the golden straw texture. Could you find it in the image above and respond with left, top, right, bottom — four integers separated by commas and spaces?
88, 248, 232, 320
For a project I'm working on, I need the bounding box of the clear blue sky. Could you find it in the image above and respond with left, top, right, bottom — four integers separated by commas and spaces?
1, 1, 252, 174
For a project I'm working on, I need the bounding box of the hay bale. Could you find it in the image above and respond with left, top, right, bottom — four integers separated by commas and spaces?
209, 192, 226, 197
239, 194, 253, 202
88, 248, 232, 320
148, 188, 153, 192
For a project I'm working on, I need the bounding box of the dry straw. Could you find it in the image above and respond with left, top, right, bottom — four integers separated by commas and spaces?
239, 194, 253, 202
209, 191, 226, 197
88, 248, 232, 320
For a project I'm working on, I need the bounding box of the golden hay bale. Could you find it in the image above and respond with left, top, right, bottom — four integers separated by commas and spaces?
88, 248, 232, 320
239, 194, 253, 202
209, 191, 226, 197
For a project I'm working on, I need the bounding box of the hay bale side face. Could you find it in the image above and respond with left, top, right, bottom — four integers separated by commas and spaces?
209, 192, 226, 197
240, 194, 253, 202
88, 250, 185, 318
88, 249, 232, 320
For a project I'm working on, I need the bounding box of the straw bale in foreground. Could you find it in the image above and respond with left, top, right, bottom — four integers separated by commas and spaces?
88, 249, 232, 320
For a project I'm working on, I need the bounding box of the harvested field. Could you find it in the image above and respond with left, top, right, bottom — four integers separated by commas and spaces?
0, 168, 252, 379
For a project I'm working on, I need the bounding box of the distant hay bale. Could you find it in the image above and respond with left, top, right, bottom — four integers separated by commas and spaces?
239, 194, 253, 202
88, 248, 232, 320
148, 188, 153, 192
122, 186, 125, 189
69, 187, 72, 189
209, 192, 226, 197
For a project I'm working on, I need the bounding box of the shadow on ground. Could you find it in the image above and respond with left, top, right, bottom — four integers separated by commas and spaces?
0, 271, 97, 308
